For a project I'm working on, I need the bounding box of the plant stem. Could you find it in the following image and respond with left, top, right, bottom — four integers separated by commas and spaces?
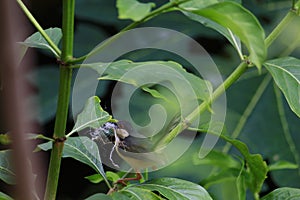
44, 0, 75, 199
156, 62, 249, 148
265, 10, 297, 47
16, 0, 61, 57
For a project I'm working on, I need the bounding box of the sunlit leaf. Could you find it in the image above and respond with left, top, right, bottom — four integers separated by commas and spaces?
264, 57, 300, 118
0, 150, 15, 185
70, 96, 112, 135
38, 136, 109, 186
106, 171, 121, 183
261, 187, 300, 200
180, 1, 266, 69
19, 27, 62, 58
85, 171, 121, 184
85, 174, 104, 184
268, 160, 298, 171
117, 0, 155, 21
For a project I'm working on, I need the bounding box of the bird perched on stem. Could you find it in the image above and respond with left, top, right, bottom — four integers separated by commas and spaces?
91, 116, 179, 186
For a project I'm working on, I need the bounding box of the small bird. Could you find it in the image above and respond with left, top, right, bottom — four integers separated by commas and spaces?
91, 114, 181, 186
113, 121, 166, 184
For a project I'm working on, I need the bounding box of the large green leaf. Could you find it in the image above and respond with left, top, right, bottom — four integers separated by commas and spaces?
264, 57, 300, 118
173, 0, 230, 41
136, 177, 213, 200
19, 27, 62, 58
180, 1, 266, 69
88, 177, 209, 199
38, 136, 109, 186
117, 0, 155, 21
86, 60, 212, 103
0, 150, 15, 185
261, 187, 300, 200
70, 96, 112, 135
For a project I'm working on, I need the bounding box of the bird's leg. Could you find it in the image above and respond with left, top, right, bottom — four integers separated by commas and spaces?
116, 172, 142, 185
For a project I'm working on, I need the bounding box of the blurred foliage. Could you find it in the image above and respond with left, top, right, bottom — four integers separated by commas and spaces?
12, 0, 300, 199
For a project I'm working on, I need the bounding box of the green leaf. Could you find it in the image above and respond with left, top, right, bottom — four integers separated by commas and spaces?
268, 160, 298, 171
0, 134, 11, 145
85, 193, 113, 200
181, 2, 266, 69
220, 135, 268, 194
0, 150, 15, 185
193, 150, 240, 169
201, 168, 240, 188
0, 191, 13, 200
261, 187, 300, 200
88, 60, 212, 103
264, 57, 300, 118
38, 136, 109, 186
106, 171, 120, 183
136, 177, 213, 200
19, 27, 62, 58
141, 86, 168, 101
70, 96, 112, 135
118, 187, 162, 200
117, 0, 155, 21
85, 174, 104, 184
26, 133, 53, 141
85, 171, 121, 184
176, 0, 238, 49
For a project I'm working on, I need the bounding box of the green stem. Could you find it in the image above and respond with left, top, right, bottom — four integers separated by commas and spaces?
157, 62, 249, 148
294, 0, 300, 12
265, 10, 297, 47
16, 0, 61, 57
44, 0, 75, 199
222, 75, 272, 154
